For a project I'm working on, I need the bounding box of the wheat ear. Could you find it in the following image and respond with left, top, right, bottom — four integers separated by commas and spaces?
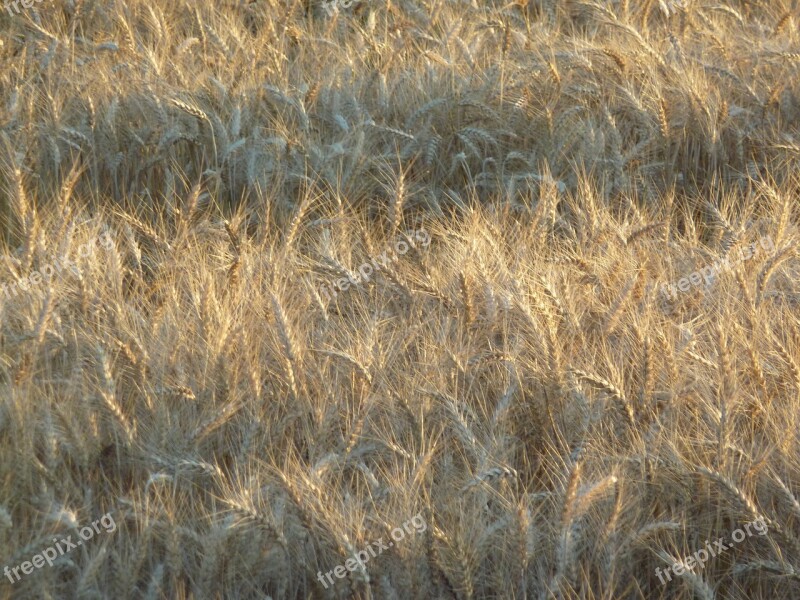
573, 369, 636, 428
95, 344, 134, 444
715, 325, 734, 470
756, 243, 794, 306
270, 291, 301, 400
388, 168, 406, 236
696, 467, 777, 530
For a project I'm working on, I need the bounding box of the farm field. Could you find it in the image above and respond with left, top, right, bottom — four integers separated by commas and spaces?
1, 0, 800, 598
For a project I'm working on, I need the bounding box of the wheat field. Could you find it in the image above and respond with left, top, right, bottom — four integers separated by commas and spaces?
0, 0, 799, 598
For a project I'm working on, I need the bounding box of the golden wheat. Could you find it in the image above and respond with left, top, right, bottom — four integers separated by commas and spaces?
0, 0, 798, 597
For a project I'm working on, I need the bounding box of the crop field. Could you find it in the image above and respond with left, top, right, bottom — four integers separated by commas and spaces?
1, 0, 799, 598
